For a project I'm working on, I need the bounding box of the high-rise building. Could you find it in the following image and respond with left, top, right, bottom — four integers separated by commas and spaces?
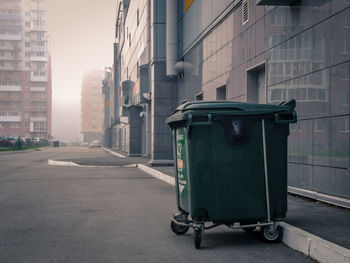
0, 0, 51, 139
80, 70, 104, 143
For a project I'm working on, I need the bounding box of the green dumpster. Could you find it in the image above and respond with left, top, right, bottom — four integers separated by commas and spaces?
166, 100, 297, 249
53, 140, 59, 147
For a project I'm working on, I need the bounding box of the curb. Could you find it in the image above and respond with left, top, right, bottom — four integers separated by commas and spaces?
138, 164, 175, 186
281, 222, 350, 263
47, 159, 137, 168
288, 186, 350, 209
48, 159, 80, 167
103, 148, 126, 158
137, 164, 350, 263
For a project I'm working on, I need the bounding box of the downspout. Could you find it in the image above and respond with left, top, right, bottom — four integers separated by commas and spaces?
147, 0, 151, 63
166, 0, 177, 77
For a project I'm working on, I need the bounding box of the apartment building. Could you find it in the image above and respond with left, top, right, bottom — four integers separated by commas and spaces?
80, 70, 104, 143
0, 0, 52, 139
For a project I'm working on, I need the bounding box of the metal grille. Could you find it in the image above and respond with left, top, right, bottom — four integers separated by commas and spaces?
242, 0, 249, 25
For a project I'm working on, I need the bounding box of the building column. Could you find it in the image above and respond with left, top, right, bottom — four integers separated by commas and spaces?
150, 61, 178, 164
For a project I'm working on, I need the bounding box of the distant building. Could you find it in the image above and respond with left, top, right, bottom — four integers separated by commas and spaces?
80, 70, 104, 143
0, 0, 52, 139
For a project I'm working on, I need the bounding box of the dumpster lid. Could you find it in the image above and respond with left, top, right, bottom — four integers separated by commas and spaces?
166, 100, 296, 124
176, 100, 294, 112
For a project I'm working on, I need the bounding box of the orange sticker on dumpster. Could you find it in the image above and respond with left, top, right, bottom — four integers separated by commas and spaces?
178, 159, 183, 169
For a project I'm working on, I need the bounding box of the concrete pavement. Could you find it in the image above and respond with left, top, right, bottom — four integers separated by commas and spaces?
100, 148, 350, 263
0, 146, 317, 262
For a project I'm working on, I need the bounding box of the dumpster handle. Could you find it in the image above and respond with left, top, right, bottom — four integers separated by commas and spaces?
262, 119, 271, 223
188, 113, 212, 126
274, 111, 297, 124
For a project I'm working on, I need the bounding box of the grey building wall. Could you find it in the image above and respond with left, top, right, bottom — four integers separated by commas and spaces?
111, 0, 178, 162
150, 61, 178, 161
178, 1, 350, 200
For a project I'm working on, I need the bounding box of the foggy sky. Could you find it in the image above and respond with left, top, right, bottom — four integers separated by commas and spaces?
44, 0, 117, 142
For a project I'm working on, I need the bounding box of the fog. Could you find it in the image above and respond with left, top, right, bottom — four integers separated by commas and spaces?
45, 0, 117, 142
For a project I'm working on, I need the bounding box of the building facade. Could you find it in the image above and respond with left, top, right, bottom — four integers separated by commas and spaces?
177, 0, 349, 203
105, 0, 177, 163
80, 70, 104, 143
106, 0, 349, 204
0, 0, 52, 139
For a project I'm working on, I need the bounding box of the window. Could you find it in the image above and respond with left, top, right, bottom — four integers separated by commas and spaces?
340, 38, 350, 54
335, 117, 350, 132
313, 119, 325, 133
195, 92, 203, 101
25, 42, 30, 47
137, 8, 139, 25
216, 85, 226, 100
10, 122, 19, 128
33, 121, 46, 132
25, 22, 30, 27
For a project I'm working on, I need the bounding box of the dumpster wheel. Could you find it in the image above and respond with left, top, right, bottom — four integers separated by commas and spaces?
260, 225, 282, 243
171, 221, 189, 235
194, 226, 203, 249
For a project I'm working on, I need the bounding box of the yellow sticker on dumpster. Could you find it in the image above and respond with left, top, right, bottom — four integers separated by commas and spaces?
177, 159, 183, 169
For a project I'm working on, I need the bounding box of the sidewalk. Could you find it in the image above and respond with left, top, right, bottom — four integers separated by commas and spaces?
148, 165, 350, 250
146, 164, 350, 263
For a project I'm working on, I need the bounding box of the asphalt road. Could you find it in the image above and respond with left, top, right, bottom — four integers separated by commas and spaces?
0, 147, 315, 263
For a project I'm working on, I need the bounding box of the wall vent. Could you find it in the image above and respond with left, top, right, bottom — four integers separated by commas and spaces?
242, 0, 249, 25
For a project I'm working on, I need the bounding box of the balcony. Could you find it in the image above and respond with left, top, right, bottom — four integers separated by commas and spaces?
30, 55, 48, 62
0, 85, 22, 91
30, 24, 45, 32
30, 117, 47, 122
30, 97, 46, 102
1, 15, 22, 21
0, 24, 22, 31
0, 54, 21, 60
0, 64, 21, 71
31, 45, 47, 52
0, 34, 21, 41
0, 116, 21, 122
30, 87, 46, 92
0, 95, 21, 101
30, 107, 46, 112
30, 72, 48, 82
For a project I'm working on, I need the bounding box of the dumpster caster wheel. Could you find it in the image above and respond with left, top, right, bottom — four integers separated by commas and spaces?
260, 225, 282, 243
243, 227, 256, 233
171, 221, 189, 235
194, 227, 203, 249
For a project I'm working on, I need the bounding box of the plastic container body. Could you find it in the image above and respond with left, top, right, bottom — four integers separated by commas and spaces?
167, 100, 297, 224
